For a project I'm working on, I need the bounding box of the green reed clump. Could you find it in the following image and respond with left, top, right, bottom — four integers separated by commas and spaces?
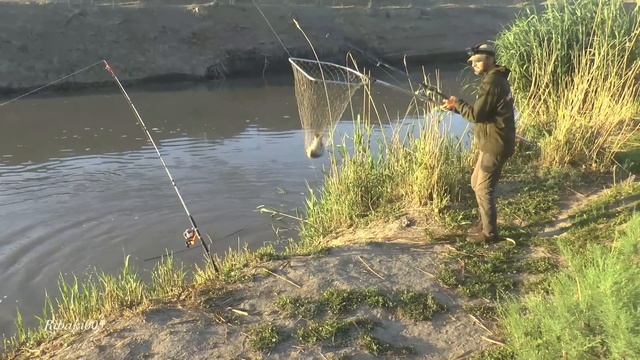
2, 254, 190, 357
98, 256, 147, 310
298, 85, 471, 248
150, 252, 186, 299
51, 256, 146, 324
247, 323, 283, 353
394, 119, 470, 211
496, 0, 640, 169
497, 0, 628, 104
498, 213, 640, 358
300, 117, 393, 243
193, 244, 281, 285
3, 311, 48, 356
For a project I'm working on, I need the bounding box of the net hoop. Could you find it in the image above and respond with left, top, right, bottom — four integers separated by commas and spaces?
288, 57, 368, 85
289, 57, 366, 158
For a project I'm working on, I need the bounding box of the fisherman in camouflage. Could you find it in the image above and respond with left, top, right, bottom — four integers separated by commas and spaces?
441, 43, 516, 243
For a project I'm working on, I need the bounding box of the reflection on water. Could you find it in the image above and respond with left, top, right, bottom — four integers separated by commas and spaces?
0, 65, 472, 336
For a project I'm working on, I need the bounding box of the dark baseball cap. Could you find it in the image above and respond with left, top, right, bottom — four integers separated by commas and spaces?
467, 43, 495, 62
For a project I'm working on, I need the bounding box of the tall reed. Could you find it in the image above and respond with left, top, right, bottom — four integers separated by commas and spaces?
496, 0, 640, 169
297, 82, 471, 248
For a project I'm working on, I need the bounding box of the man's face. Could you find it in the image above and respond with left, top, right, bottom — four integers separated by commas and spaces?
469, 55, 494, 75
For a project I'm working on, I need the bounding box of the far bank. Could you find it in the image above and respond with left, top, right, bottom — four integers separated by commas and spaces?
0, 0, 533, 92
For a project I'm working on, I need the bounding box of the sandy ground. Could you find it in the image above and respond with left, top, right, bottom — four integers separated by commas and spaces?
21, 232, 496, 359
10, 176, 638, 359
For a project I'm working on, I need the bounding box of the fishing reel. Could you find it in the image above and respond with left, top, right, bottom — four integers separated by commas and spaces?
183, 227, 199, 248
415, 83, 448, 102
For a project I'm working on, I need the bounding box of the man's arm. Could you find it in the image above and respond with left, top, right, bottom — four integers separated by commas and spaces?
454, 76, 499, 123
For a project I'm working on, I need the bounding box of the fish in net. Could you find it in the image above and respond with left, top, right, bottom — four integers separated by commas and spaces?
289, 58, 366, 158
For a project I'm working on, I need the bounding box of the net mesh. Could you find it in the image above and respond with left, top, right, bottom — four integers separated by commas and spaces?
289, 58, 365, 157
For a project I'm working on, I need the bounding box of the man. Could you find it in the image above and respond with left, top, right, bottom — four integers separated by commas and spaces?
441, 43, 516, 243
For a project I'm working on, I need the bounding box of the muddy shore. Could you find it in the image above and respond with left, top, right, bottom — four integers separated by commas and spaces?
0, 0, 533, 92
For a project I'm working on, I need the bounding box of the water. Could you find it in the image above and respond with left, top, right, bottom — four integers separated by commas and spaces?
0, 65, 473, 337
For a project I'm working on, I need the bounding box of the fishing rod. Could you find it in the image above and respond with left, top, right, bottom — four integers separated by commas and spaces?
347, 42, 449, 100
349, 44, 536, 145
366, 76, 444, 105
103, 60, 220, 273
253, 1, 535, 146
0, 60, 222, 271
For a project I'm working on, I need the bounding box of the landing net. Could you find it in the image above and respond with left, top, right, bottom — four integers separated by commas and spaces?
289, 57, 366, 158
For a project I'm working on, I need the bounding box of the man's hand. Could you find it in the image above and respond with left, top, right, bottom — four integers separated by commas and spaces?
441, 96, 458, 111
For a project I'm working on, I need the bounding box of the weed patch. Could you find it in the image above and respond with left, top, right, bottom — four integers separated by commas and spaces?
247, 323, 283, 353
437, 243, 517, 299
397, 290, 446, 321
322, 288, 364, 315
359, 333, 414, 356
519, 257, 557, 274
275, 296, 322, 319
296, 318, 374, 346
498, 214, 640, 358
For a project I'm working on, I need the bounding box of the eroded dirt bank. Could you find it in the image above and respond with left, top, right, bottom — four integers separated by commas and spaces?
0, 0, 531, 91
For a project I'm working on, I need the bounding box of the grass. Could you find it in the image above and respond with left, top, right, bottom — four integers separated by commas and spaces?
296, 317, 374, 345
322, 288, 365, 315
614, 132, 640, 173
264, 288, 439, 353
397, 290, 446, 321
3, 243, 286, 357
272, 288, 438, 353
570, 177, 640, 223
548, 177, 640, 253
275, 296, 322, 319
360, 287, 395, 309
3, 255, 155, 355
150, 252, 186, 299
359, 333, 415, 356
274, 287, 446, 322
436, 241, 517, 300
463, 303, 497, 320
497, 212, 640, 358
294, 81, 472, 254
519, 257, 557, 274
496, 0, 640, 170
6, 3, 640, 354
499, 158, 588, 227
473, 347, 516, 360
193, 244, 282, 286
247, 323, 283, 353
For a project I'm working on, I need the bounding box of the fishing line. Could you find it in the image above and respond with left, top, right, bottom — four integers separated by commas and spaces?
348, 43, 450, 99
249, 1, 447, 103
102, 60, 220, 273
252, 0, 292, 58
0, 59, 221, 272
0, 60, 105, 108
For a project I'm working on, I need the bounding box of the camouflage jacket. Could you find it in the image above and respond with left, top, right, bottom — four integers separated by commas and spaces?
455, 66, 516, 157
